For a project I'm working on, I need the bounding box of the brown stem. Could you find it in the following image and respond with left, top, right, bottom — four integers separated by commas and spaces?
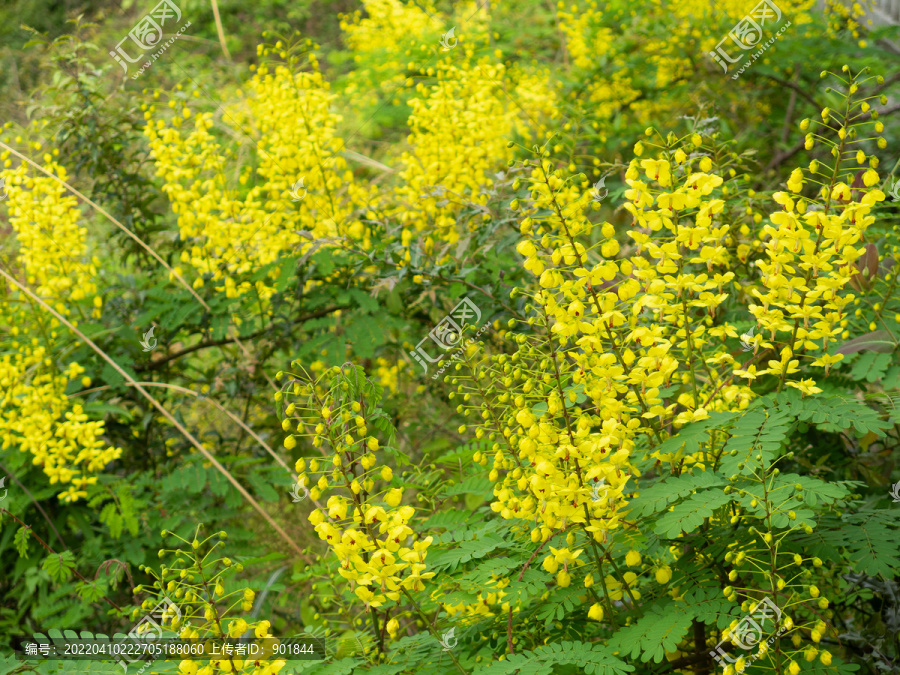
0, 269, 308, 559
692, 619, 710, 674
0, 461, 66, 549
0, 508, 122, 612
762, 72, 821, 113
506, 525, 567, 655
135, 305, 345, 372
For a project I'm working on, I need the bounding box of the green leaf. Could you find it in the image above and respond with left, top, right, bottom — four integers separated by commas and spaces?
718, 405, 792, 477
77, 578, 108, 603
274, 260, 297, 292
426, 532, 509, 572
422, 509, 474, 530
212, 315, 230, 340
652, 412, 737, 459
441, 474, 493, 499
313, 250, 335, 276
343, 316, 382, 359
654, 489, 733, 538
100, 502, 123, 539
165, 301, 201, 330
775, 390, 890, 437
848, 352, 893, 382
504, 567, 551, 605
15, 526, 31, 558
82, 402, 134, 421
247, 471, 281, 502
117, 485, 140, 537
627, 471, 726, 519
101, 362, 125, 387
535, 584, 583, 627
841, 510, 899, 577
475, 640, 633, 674
608, 604, 694, 663
42, 550, 76, 583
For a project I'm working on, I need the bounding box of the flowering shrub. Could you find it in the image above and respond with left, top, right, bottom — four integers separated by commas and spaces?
0, 1, 898, 673
0, 158, 121, 502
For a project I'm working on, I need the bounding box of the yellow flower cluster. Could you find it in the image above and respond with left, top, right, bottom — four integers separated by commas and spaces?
824, 0, 875, 44
340, 0, 439, 84
621, 145, 756, 426
281, 366, 435, 610
746, 89, 886, 394
393, 60, 514, 253
554, 0, 821, 152
143, 56, 373, 303
0, 158, 120, 502
454, 161, 646, 554
442, 577, 511, 619
371, 356, 409, 394
0, 343, 120, 501
147, 529, 283, 675
0, 160, 101, 311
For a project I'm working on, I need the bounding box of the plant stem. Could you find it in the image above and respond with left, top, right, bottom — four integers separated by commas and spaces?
401, 588, 469, 674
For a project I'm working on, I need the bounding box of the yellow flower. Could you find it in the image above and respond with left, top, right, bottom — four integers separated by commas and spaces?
542, 555, 559, 574
625, 550, 641, 567
588, 603, 604, 621
384, 488, 403, 507
386, 617, 400, 638
228, 618, 248, 637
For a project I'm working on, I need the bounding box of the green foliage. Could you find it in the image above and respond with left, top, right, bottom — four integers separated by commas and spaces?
41, 552, 76, 584
484, 642, 634, 674
0, 0, 899, 673
719, 404, 794, 476
608, 605, 695, 663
